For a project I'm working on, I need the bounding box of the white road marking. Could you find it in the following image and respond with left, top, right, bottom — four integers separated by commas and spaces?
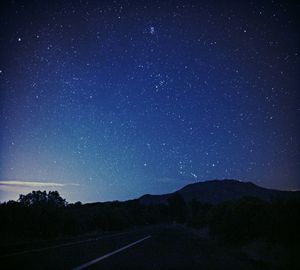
72, 235, 152, 270
0, 231, 131, 258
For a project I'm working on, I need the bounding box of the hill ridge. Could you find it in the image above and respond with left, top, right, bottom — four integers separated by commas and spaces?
139, 179, 300, 205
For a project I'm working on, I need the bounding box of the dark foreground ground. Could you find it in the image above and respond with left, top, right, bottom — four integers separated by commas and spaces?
0, 225, 297, 270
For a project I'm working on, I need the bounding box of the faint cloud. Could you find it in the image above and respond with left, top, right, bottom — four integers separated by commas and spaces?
0, 181, 65, 188
0, 181, 79, 188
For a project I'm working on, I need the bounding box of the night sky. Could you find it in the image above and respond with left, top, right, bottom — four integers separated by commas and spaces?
0, 0, 299, 202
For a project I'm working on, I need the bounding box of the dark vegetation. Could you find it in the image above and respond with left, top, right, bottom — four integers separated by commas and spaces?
1, 189, 299, 249
1, 182, 300, 269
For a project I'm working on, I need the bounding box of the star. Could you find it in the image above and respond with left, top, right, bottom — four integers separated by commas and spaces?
191, 172, 197, 178
0, 0, 298, 203
149, 26, 155, 35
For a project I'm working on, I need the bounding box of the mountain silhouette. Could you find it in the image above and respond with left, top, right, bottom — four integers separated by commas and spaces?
139, 179, 300, 204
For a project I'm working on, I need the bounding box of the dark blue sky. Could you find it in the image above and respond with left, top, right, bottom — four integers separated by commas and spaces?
0, 0, 299, 202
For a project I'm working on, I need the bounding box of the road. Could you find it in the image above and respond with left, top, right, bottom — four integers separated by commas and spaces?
1, 225, 268, 270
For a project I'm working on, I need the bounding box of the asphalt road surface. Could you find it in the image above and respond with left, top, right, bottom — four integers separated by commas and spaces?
1, 225, 269, 270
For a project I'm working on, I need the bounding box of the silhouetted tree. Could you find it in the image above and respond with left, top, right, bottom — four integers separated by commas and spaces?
208, 197, 270, 244
18, 190, 67, 207
187, 200, 211, 228
167, 194, 187, 223
47, 191, 67, 207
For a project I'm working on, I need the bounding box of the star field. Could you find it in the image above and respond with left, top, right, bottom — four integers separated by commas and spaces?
0, 0, 299, 202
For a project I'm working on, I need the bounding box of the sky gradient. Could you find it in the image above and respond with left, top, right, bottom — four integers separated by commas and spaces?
0, 0, 299, 202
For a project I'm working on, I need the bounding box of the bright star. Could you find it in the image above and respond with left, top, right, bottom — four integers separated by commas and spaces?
150, 26, 155, 35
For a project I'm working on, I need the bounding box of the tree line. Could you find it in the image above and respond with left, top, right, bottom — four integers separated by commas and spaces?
1, 191, 299, 246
